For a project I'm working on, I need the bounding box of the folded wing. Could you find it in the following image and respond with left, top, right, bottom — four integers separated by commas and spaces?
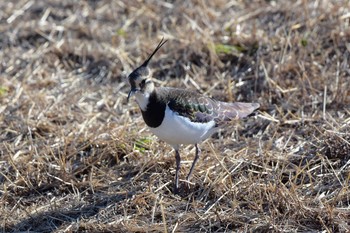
162, 87, 259, 125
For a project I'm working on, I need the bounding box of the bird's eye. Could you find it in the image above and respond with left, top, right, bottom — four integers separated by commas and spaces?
140, 79, 146, 88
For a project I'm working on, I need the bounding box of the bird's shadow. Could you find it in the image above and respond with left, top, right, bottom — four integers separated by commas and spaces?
5, 192, 135, 233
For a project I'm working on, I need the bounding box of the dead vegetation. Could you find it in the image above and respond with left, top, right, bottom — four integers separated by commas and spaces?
0, 0, 350, 232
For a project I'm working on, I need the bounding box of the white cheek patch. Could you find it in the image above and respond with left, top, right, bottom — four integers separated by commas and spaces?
135, 92, 150, 111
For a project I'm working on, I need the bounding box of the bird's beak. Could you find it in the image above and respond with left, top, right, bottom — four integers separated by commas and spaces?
127, 88, 136, 102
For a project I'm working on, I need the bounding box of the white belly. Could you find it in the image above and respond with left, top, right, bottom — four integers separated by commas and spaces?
149, 106, 217, 148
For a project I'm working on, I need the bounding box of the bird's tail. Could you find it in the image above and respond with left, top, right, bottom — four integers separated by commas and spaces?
220, 102, 260, 120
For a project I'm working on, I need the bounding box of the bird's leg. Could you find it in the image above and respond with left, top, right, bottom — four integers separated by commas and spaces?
186, 144, 201, 181
174, 149, 181, 194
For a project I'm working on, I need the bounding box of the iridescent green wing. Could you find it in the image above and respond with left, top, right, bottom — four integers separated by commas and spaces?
162, 87, 259, 124
168, 93, 215, 123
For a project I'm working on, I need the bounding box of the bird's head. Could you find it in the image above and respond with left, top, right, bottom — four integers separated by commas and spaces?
127, 38, 167, 105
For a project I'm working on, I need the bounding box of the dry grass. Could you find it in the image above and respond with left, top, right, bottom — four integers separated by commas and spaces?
1, 0, 350, 232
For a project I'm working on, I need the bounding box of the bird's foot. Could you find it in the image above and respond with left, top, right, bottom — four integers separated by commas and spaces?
172, 181, 193, 197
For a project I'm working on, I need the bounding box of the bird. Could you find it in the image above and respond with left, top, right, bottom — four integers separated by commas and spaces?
127, 38, 259, 194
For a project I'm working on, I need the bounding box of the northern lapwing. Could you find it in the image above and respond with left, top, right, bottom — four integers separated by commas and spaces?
127, 38, 259, 194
